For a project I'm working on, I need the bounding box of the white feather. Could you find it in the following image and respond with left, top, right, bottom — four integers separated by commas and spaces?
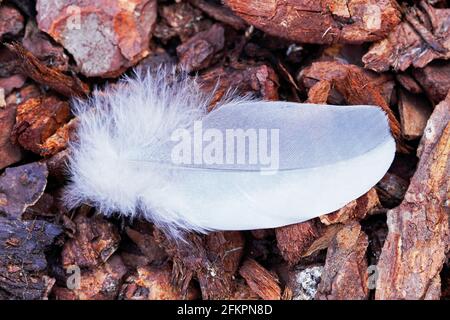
64, 68, 395, 238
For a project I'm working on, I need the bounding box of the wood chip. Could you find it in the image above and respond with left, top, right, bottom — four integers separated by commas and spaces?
239, 259, 281, 300
189, 0, 247, 30
375, 92, 450, 300
177, 23, 225, 72
0, 213, 62, 299
276, 219, 325, 266
0, 5, 24, 40
398, 89, 433, 140
39, 117, 78, 157
320, 188, 380, 225
12, 95, 72, 156
316, 222, 369, 300
155, 230, 245, 299
306, 80, 331, 104
413, 61, 450, 104
363, 1, 450, 72
35, 0, 157, 78
6, 42, 89, 98
0, 103, 22, 170
54, 255, 127, 300
120, 264, 199, 300
0, 162, 48, 219
62, 210, 121, 269
224, 0, 401, 44
199, 62, 279, 108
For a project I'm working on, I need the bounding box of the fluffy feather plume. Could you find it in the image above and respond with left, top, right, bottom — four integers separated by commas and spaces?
65, 67, 395, 239
64, 68, 234, 237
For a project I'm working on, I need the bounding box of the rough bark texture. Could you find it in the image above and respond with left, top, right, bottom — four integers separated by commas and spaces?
120, 264, 199, 300
22, 20, 69, 71
0, 163, 61, 299
375, 93, 450, 300
224, 0, 401, 44
316, 222, 369, 300
177, 23, 225, 72
398, 89, 433, 140
199, 62, 279, 107
239, 259, 281, 300
61, 210, 121, 269
0, 5, 24, 40
0, 103, 22, 170
35, 0, 158, 77
0, 217, 62, 299
413, 61, 450, 104
363, 1, 450, 72
6, 42, 89, 98
0, 163, 48, 219
189, 0, 246, 30
53, 255, 127, 300
320, 188, 380, 225
12, 95, 72, 156
154, 230, 245, 300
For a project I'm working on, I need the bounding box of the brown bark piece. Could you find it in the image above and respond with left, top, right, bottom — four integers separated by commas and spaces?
251, 229, 274, 240
40, 117, 78, 157
306, 80, 331, 104
375, 92, 450, 300
5, 83, 42, 106
155, 230, 245, 299
22, 20, 69, 71
363, 2, 450, 72
35, 0, 157, 77
62, 211, 121, 268
0, 5, 24, 40
224, 0, 401, 44
0, 74, 26, 96
189, 0, 246, 30
177, 23, 225, 72
54, 255, 127, 300
0, 162, 48, 219
398, 89, 433, 140
320, 188, 380, 225
275, 219, 324, 266
0, 103, 22, 170
155, 2, 207, 43
0, 212, 62, 299
0, 47, 20, 78
125, 222, 167, 263
12, 95, 72, 156
198, 231, 245, 299
413, 61, 450, 104
239, 259, 281, 300
299, 60, 396, 106
120, 264, 199, 300
199, 63, 279, 108
229, 279, 261, 300
45, 149, 70, 180
376, 172, 409, 208
6, 43, 89, 98
23, 192, 55, 219
396, 74, 423, 95
316, 222, 369, 300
